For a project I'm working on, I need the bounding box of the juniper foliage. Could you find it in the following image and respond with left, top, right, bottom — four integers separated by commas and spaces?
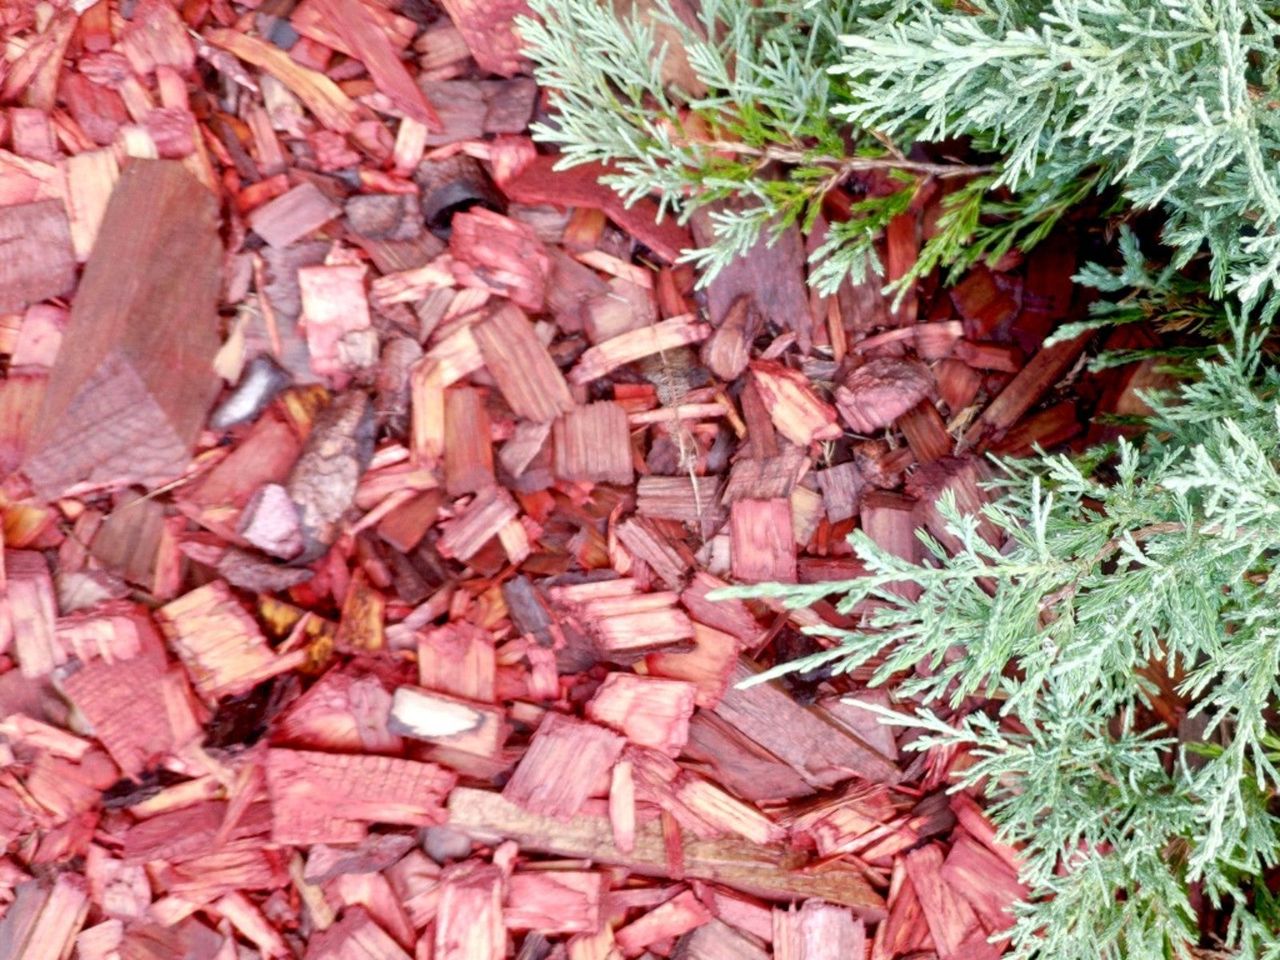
523, 0, 1280, 316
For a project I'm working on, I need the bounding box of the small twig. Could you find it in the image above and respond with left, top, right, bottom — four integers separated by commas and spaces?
691, 139, 997, 179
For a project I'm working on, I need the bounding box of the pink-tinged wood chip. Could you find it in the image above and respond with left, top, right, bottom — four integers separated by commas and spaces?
773, 900, 866, 960
835, 357, 935, 434
437, 486, 520, 561
5, 549, 60, 678
729, 498, 796, 584
436, 863, 505, 960
306, 905, 412, 960
871, 866, 931, 960
503, 712, 625, 820
266, 749, 456, 845
749, 360, 842, 447
639, 749, 784, 846
949, 792, 1027, 876
554, 402, 634, 486
551, 581, 696, 662
157, 582, 306, 704
0, 199, 75, 318
272, 669, 402, 754
646, 622, 739, 710
904, 844, 982, 960
298, 264, 373, 383
84, 845, 150, 921
118, 0, 195, 75
450, 208, 550, 311
247, 181, 341, 248
586, 673, 696, 756
610, 758, 637, 854
0, 874, 90, 960
473, 302, 575, 423
11, 304, 66, 369
939, 831, 1028, 936
311, 0, 440, 129
418, 622, 497, 702
502, 156, 693, 263
58, 651, 199, 778
504, 870, 604, 934
615, 888, 711, 956
569, 315, 711, 385
437, 0, 532, 76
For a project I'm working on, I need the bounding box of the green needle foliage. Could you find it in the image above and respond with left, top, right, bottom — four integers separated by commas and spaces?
523, 0, 1280, 316
721, 320, 1280, 959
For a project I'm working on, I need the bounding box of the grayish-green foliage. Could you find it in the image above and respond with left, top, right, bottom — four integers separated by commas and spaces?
523, 0, 1280, 316
719, 319, 1280, 959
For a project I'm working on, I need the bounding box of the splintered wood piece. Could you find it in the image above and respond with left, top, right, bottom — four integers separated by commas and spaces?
714, 661, 899, 787
248, 182, 341, 248
898, 400, 951, 463
646, 622, 739, 710
0, 199, 75, 314
871, 868, 930, 960
615, 517, 690, 589
266, 749, 456, 844
936, 357, 984, 413
722, 446, 809, 503
206, 29, 364, 133
24, 161, 222, 498
585, 674, 696, 756
450, 208, 550, 311
906, 456, 998, 554
437, 864, 505, 960
939, 832, 1028, 936
58, 646, 198, 778
503, 713, 625, 819
312, 0, 440, 129
0, 374, 47, 477
730, 499, 796, 584
860, 491, 922, 600
616, 889, 711, 956
0, 875, 90, 960
749, 360, 841, 447
680, 572, 761, 644
988, 398, 1081, 456
675, 918, 770, 960
948, 792, 1026, 876
964, 331, 1090, 446
418, 622, 497, 701
904, 845, 983, 960
307, 905, 412, 960
448, 788, 885, 916
553, 402, 634, 485
298, 263, 373, 383
569, 316, 711, 385
505, 870, 603, 934
814, 463, 862, 524
389, 686, 506, 756
5, 550, 60, 678
438, 486, 519, 561
835, 358, 935, 435
443, 387, 495, 495
473, 303, 575, 422
437, 0, 531, 76
773, 900, 866, 960
157, 582, 305, 704
626, 747, 782, 844
702, 295, 762, 381
502, 155, 692, 263
636, 476, 726, 537
119, 0, 195, 75
551, 582, 696, 661
273, 669, 400, 754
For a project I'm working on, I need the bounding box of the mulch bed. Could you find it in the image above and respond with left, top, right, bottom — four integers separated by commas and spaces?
0, 2, 1159, 958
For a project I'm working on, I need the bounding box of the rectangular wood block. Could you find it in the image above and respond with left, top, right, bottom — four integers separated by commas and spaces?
24, 160, 222, 498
